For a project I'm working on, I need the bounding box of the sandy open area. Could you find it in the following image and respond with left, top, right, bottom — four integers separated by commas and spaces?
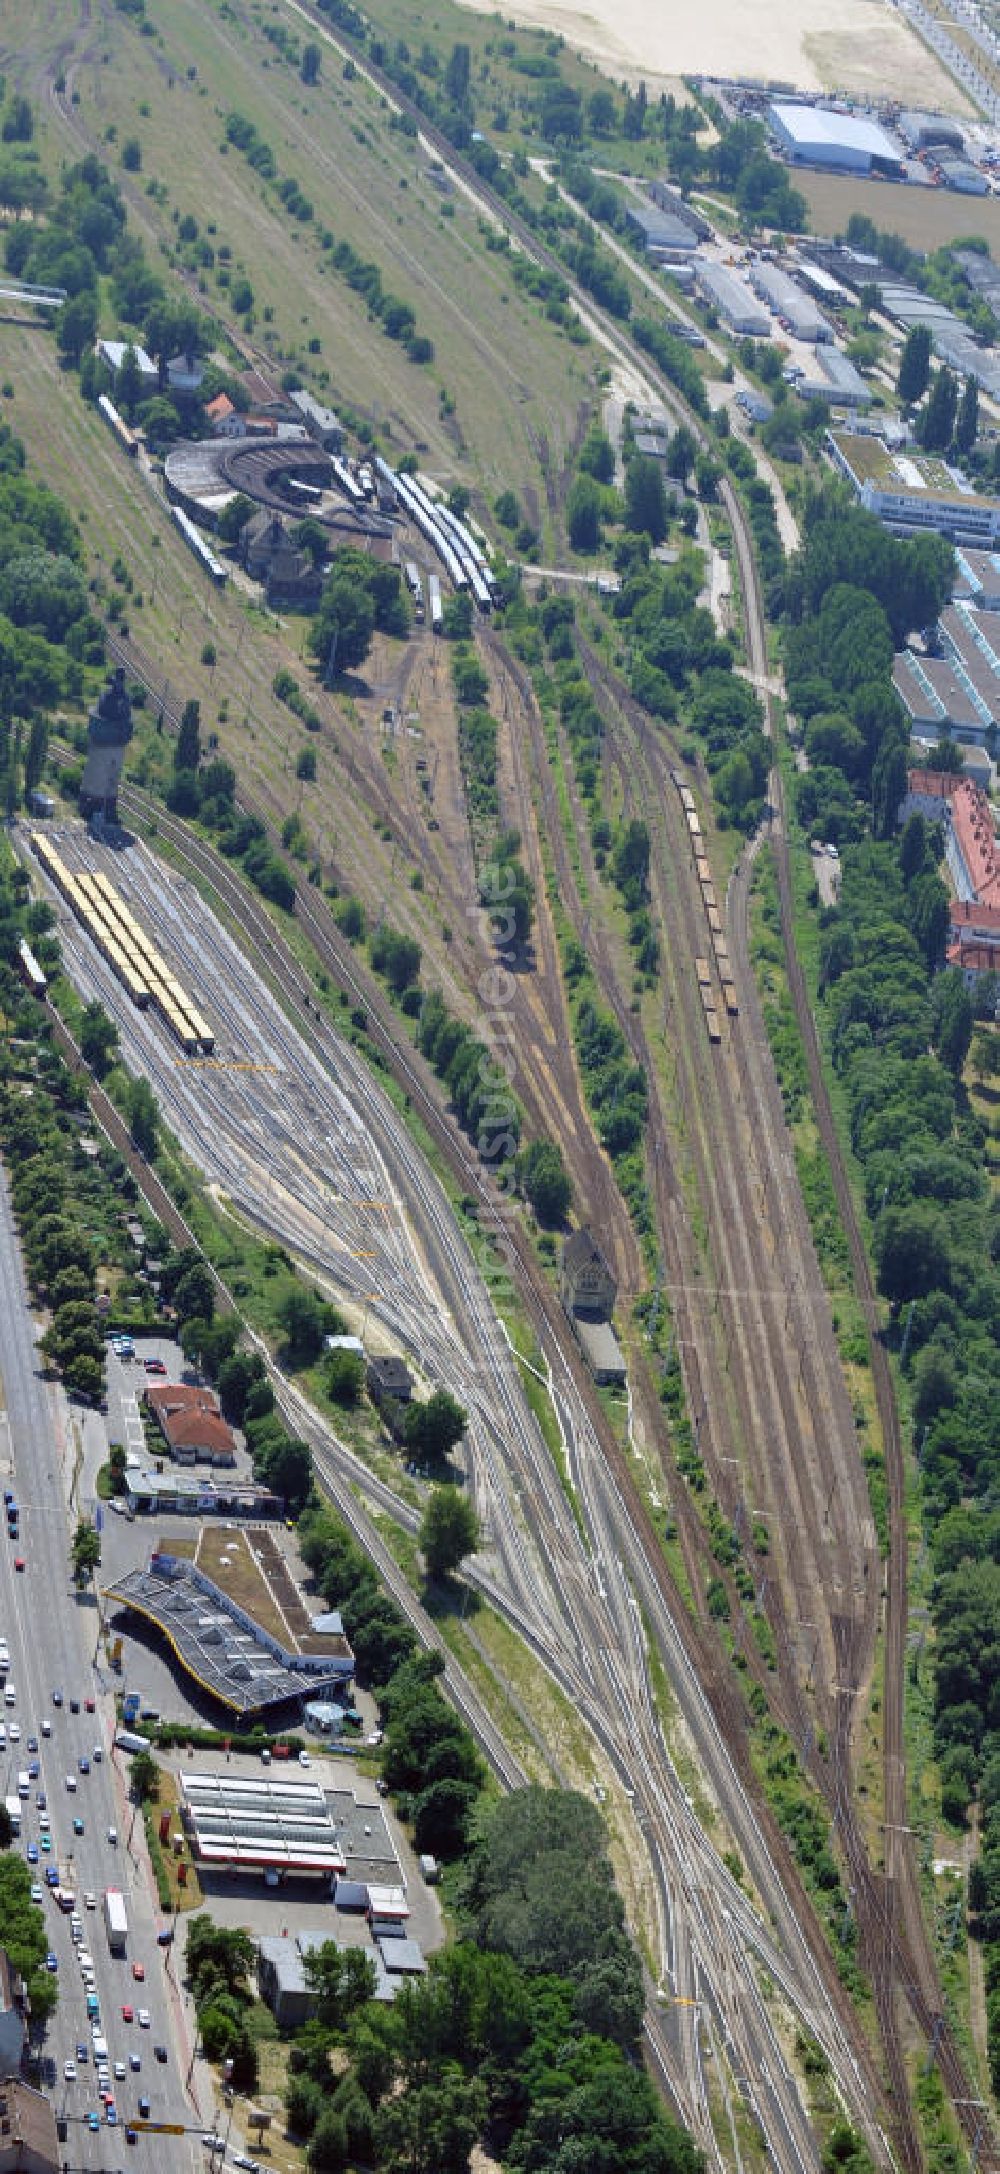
454, 0, 970, 107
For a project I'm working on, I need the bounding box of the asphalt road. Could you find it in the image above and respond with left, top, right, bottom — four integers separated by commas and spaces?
0, 1167, 203, 2174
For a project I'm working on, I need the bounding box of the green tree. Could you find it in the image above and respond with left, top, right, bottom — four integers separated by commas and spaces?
920, 366, 959, 453
117, 343, 143, 421
300, 41, 321, 84
71, 1520, 101, 1586
420, 1485, 481, 1580
874, 1202, 951, 1304
126, 1076, 158, 1157
897, 323, 932, 405
278, 1286, 329, 1367
932, 966, 973, 1075
79, 1000, 119, 1078
578, 428, 616, 484
566, 474, 601, 553
302, 1942, 376, 2031
624, 455, 668, 544
375, 2075, 486, 2174
173, 1258, 216, 1325
175, 698, 201, 771
130, 1749, 160, 1804
515, 1138, 572, 1224
666, 424, 696, 484
444, 41, 471, 103
587, 88, 619, 136
56, 290, 97, 365
309, 576, 376, 676
404, 1390, 467, 1471
955, 374, 979, 455
327, 1348, 364, 1405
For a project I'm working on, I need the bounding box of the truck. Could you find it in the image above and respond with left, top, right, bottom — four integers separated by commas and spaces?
114, 1729, 148, 1755
5, 1794, 20, 1837
104, 1888, 128, 1957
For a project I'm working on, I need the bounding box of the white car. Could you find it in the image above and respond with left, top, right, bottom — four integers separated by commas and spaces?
63, 2061, 76, 2083
114, 2062, 126, 2081
41, 1720, 50, 1737
65, 1774, 77, 1792
297, 1751, 310, 1768
8, 1722, 19, 1741
84, 1892, 96, 1910
138, 2009, 151, 2029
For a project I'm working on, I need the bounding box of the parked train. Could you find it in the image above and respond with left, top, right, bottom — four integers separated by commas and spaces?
671, 771, 737, 1036
98, 394, 139, 460
17, 936, 47, 998
29, 835, 214, 1054
171, 505, 227, 588
375, 457, 502, 609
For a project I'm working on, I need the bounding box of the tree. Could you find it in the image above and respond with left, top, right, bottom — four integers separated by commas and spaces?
873, 1202, 951, 1304
71, 1520, 101, 1586
624, 455, 667, 545
121, 137, 142, 171
130, 1750, 160, 1804
24, 714, 48, 797
420, 1485, 480, 1580
126, 1076, 158, 1158
404, 1391, 468, 1471
309, 576, 376, 676
955, 374, 979, 455
666, 424, 696, 484
278, 1286, 328, 1367
444, 41, 471, 103
515, 1138, 572, 1225
566, 475, 601, 553
173, 1259, 216, 1325
117, 343, 143, 421
175, 698, 201, 771
587, 88, 619, 136
327, 1349, 364, 1405
300, 40, 321, 84
56, 291, 97, 365
920, 366, 959, 453
932, 967, 974, 1075
897, 323, 932, 406
578, 428, 615, 484
79, 1000, 119, 1079
303, 1942, 376, 2031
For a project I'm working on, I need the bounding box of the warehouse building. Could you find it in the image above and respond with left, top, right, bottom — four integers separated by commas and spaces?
289, 389, 343, 452
695, 262, 770, 337
829, 432, 1000, 546
625, 204, 701, 257
898, 108, 964, 152
810, 348, 872, 408
769, 102, 904, 176
647, 180, 710, 239
746, 260, 831, 340
938, 156, 989, 195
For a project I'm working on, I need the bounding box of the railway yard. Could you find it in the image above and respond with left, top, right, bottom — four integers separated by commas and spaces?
2, 0, 998, 2166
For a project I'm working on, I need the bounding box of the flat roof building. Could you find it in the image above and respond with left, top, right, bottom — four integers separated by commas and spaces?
289, 389, 343, 452
769, 102, 904, 175
104, 1548, 353, 1716
182, 1771, 346, 1876
898, 109, 964, 152
625, 204, 700, 257
696, 262, 770, 337
747, 261, 831, 340
829, 431, 1000, 547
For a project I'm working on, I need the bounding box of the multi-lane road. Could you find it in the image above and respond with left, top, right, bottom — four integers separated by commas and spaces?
0, 1164, 202, 2174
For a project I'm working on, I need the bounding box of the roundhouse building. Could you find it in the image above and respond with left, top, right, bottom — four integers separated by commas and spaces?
769, 102, 904, 176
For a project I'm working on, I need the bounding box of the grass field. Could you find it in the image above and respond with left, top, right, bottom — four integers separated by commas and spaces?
798, 169, 1000, 252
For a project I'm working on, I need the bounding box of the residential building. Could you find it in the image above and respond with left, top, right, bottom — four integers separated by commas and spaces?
0, 1953, 26, 2079
947, 938, 999, 1006
143, 1382, 238, 1467
205, 393, 245, 440
0, 2082, 59, 2174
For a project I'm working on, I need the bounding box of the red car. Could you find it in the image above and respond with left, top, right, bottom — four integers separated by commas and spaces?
85, 1698, 95, 1714
132, 1962, 145, 1983
121, 2005, 134, 2024
14, 1558, 24, 1573
143, 1358, 167, 1376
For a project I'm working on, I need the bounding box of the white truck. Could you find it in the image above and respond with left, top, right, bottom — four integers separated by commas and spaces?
103, 1887, 127, 1957
4, 1793, 20, 1837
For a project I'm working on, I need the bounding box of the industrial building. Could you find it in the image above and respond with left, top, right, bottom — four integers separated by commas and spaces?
289, 389, 343, 452
769, 102, 904, 176
647, 180, 710, 238
746, 260, 831, 340
124, 1469, 282, 1518
937, 157, 988, 195
829, 432, 1000, 547
695, 262, 770, 337
873, 279, 1000, 400
805, 348, 872, 408
898, 108, 964, 153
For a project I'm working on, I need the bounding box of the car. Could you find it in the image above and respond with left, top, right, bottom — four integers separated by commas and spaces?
132, 1961, 145, 1982
36, 1790, 45, 1809
27, 1735, 37, 1753
78, 1757, 89, 1774
88, 2114, 100, 2134
201, 2137, 227, 2153
73, 1818, 84, 1836
107, 2107, 118, 2126
232, 2156, 261, 2172
8, 1723, 18, 1741
41, 1719, 50, 1737
153, 2045, 167, 2063
85, 1892, 96, 1910
63, 2061, 76, 2083
129, 2053, 141, 2073
52, 1690, 62, 1707
108, 1826, 118, 1846
138, 2098, 151, 2118
25, 1845, 37, 1864
45, 1953, 57, 1972
76, 2044, 88, 2064
85, 1697, 95, 1713
65, 1775, 76, 1792
93, 1745, 102, 1762
126, 2130, 138, 2146
138, 2009, 150, 2029
29, 1883, 41, 1902
144, 1357, 167, 1374
115, 2061, 126, 2081
40, 1835, 50, 1854
28, 1760, 38, 1780
297, 1751, 310, 1768
45, 1866, 58, 1887
155, 1929, 173, 1947
13, 1559, 24, 1573
70, 1699, 80, 1715
122, 2005, 134, 2024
